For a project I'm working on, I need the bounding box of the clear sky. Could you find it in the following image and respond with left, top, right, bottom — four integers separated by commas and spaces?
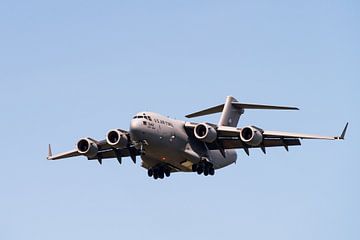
0, 1, 359, 239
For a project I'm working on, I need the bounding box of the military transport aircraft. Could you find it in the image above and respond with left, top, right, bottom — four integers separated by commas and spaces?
47, 96, 348, 180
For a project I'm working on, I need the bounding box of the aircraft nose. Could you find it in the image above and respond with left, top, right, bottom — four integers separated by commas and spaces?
130, 119, 142, 140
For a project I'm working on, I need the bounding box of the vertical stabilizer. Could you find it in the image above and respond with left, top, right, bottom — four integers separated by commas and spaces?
218, 96, 243, 127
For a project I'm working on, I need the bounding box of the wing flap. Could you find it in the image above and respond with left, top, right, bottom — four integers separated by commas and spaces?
207, 138, 301, 150
87, 147, 141, 160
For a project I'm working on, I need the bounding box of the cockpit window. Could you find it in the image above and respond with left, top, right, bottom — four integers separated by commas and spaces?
133, 115, 152, 121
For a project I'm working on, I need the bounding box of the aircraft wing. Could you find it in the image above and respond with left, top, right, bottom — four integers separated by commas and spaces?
47, 148, 81, 160
86, 147, 141, 164
185, 122, 348, 153
47, 130, 141, 164
47, 139, 110, 160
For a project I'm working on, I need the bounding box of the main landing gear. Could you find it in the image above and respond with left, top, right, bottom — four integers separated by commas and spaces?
147, 166, 171, 180
192, 160, 215, 176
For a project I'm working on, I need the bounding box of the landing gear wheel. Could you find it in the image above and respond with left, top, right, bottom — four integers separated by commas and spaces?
153, 169, 159, 179
209, 167, 215, 176
204, 168, 209, 176
192, 164, 197, 172
148, 169, 153, 177
197, 166, 204, 175
158, 170, 165, 179
165, 169, 171, 177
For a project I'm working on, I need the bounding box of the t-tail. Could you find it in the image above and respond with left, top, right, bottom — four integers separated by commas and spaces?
185, 96, 299, 127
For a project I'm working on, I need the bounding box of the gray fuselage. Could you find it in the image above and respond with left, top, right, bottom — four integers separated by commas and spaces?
129, 112, 237, 172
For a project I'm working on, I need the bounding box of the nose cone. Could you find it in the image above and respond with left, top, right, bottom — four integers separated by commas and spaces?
130, 119, 142, 141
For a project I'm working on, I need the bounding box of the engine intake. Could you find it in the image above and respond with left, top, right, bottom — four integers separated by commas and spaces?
194, 123, 217, 143
240, 126, 263, 146
77, 138, 98, 157
106, 129, 128, 148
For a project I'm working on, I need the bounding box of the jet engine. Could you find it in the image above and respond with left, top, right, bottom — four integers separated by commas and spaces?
77, 138, 98, 158
106, 129, 128, 148
194, 123, 217, 143
240, 126, 263, 146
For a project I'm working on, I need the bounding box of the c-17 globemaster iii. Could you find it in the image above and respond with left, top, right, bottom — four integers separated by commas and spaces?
47, 96, 348, 180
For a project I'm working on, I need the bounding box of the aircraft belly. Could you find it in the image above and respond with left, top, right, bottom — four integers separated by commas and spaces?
141, 129, 192, 172
208, 149, 237, 169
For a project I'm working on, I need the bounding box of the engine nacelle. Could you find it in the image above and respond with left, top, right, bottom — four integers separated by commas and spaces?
77, 138, 98, 158
194, 123, 217, 143
106, 129, 128, 148
240, 126, 263, 146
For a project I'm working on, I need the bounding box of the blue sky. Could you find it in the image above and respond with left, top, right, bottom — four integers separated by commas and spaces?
0, 1, 359, 239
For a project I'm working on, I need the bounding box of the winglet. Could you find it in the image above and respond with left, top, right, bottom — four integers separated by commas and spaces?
338, 122, 349, 140
47, 144, 53, 160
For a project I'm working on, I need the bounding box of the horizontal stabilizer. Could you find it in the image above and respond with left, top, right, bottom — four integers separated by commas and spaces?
186, 101, 298, 118
232, 103, 299, 111
185, 104, 224, 118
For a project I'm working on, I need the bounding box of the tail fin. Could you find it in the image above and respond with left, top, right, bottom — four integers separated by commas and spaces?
185, 96, 299, 127
218, 96, 242, 127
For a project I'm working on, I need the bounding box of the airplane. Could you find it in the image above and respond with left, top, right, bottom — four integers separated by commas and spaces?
47, 96, 348, 180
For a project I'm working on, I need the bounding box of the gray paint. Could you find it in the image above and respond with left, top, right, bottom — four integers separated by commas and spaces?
47, 96, 346, 178
130, 112, 237, 172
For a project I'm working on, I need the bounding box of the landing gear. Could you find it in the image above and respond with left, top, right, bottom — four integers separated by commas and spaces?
204, 168, 209, 176
148, 166, 171, 180
158, 169, 164, 179
147, 169, 153, 177
192, 159, 215, 177
164, 169, 171, 178
209, 167, 215, 176
196, 163, 204, 175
